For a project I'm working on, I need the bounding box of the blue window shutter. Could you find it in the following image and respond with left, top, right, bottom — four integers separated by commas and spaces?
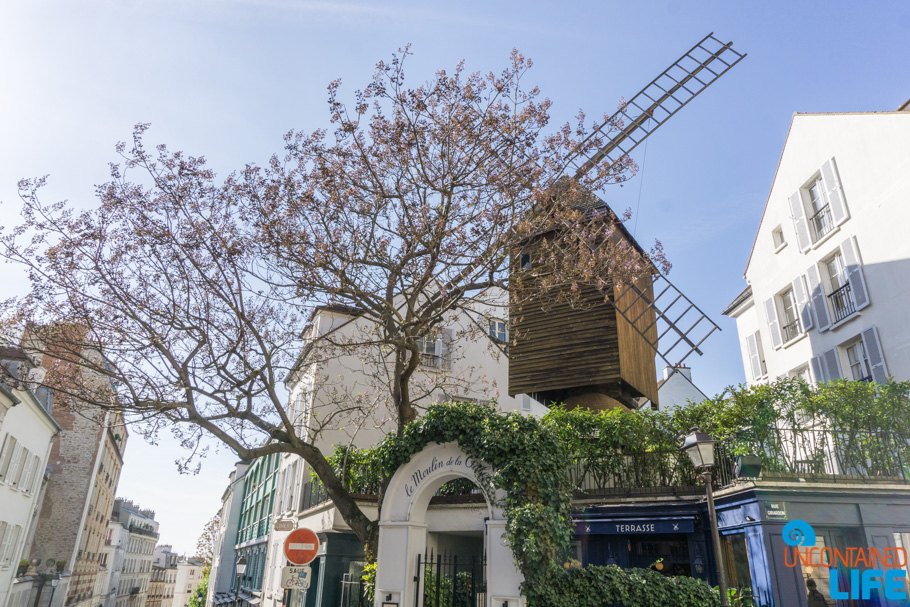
789, 191, 811, 252
861, 326, 888, 384
805, 264, 831, 331
839, 236, 869, 311
820, 158, 849, 226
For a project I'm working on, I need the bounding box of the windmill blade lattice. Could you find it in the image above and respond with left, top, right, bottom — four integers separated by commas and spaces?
569, 32, 746, 179
613, 272, 721, 379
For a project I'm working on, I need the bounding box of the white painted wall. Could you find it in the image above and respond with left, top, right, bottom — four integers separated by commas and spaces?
171, 562, 203, 607
652, 366, 708, 411
726, 111, 910, 384
0, 384, 59, 607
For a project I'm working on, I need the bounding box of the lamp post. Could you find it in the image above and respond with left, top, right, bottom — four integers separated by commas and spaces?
681, 427, 729, 607
30, 559, 61, 607
234, 556, 248, 607
47, 576, 59, 607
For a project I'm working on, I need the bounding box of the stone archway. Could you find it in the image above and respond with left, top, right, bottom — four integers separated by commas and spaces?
374, 442, 523, 607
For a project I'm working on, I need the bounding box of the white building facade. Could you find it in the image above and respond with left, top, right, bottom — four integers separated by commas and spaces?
170, 560, 204, 607
0, 348, 60, 607
225, 302, 547, 607
105, 500, 159, 607
724, 108, 910, 385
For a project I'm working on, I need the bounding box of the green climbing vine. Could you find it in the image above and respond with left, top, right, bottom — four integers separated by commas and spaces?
364, 403, 720, 607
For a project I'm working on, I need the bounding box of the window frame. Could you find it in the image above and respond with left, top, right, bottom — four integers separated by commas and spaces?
777, 287, 802, 343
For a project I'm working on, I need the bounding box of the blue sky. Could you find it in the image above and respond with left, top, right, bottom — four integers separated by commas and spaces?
2, 0, 909, 554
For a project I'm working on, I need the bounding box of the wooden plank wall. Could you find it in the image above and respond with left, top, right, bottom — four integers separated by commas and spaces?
614, 275, 659, 404
509, 283, 621, 396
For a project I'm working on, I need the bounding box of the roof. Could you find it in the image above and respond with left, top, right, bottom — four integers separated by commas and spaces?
721, 285, 752, 317
742, 110, 910, 276
305, 303, 362, 323
547, 177, 650, 260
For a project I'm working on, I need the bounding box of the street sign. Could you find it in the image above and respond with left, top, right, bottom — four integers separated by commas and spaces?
273, 519, 296, 532
283, 528, 320, 565
280, 566, 312, 590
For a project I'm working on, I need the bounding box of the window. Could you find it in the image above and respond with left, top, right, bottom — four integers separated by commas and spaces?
824, 252, 855, 323
416, 330, 452, 371
789, 159, 849, 253
489, 318, 507, 343
844, 340, 871, 382
519, 253, 531, 271
779, 288, 801, 343
806, 237, 868, 332
0, 436, 17, 481
789, 365, 810, 383
721, 534, 754, 600
772, 226, 785, 250
806, 177, 834, 242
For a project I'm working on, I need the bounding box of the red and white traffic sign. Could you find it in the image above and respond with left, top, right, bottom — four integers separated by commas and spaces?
284, 528, 319, 565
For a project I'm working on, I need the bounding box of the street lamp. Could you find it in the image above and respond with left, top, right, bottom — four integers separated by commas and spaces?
30, 558, 61, 607
234, 556, 248, 607
48, 576, 59, 607
681, 427, 729, 607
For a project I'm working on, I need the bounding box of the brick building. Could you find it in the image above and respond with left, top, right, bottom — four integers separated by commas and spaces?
30, 357, 127, 607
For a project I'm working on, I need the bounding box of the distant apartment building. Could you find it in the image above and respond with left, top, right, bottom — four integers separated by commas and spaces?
147, 545, 177, 607
169, 560, 203, 607
28, 343, 127, 607
724, 104, 910, 384
206, 463, 247, 607
0, 348, 60, 607
101, 500, 159, 607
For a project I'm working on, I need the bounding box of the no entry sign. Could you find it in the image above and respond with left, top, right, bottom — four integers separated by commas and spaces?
284, 528, 319, 565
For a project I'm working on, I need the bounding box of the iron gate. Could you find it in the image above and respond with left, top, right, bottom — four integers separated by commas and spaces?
415, 552, 486, 607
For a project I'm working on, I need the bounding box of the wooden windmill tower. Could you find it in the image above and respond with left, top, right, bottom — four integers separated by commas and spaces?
508, 33, 745, 411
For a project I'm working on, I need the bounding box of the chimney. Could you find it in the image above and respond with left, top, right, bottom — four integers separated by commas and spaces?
663, 363, 692, 382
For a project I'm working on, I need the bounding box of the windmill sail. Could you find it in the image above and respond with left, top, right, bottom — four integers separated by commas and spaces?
613, 272, 721, 377
569, 32, 746, 179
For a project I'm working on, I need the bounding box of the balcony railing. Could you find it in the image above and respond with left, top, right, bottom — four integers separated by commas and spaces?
569, 429, 910, 497
128, 524, 159, 539
781, 319, 801, 343
419, 353, 451, 371
570, 451, 704, 498
714, 428, 910, 487
810, 203, 834, 240
828, 283, 856, 323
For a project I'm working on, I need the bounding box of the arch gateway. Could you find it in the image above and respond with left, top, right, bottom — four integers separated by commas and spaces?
374, 442, 523, 607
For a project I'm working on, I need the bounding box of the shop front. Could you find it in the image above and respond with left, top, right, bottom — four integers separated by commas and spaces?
573, 504, 713, 583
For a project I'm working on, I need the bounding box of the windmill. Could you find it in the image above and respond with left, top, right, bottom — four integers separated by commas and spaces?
508, 33, 745, 410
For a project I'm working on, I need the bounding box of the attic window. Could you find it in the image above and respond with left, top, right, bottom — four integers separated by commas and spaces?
520, 253, 531, 270
772, 226, 785, 252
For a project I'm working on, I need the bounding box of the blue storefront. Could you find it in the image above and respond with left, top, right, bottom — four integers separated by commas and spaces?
575, 484, 910, 607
